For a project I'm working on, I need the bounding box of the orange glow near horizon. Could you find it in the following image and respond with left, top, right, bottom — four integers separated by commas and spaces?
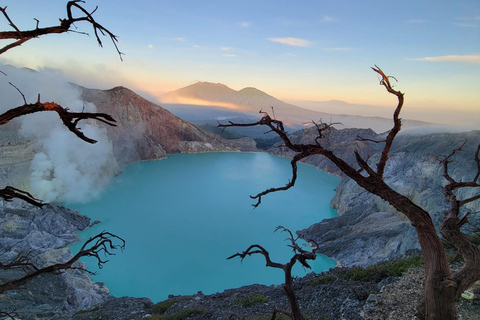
158, 95, 246, 111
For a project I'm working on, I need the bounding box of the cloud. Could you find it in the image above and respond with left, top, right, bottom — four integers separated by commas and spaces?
221, 47, 233, 51
453, 16, 479, 28
239, 22, 250, 27
452, 22, 477, 28
410, 54, 480, 64
148, 44, 154, 49
269, 37, 311, 47
222, 54, 236, 57
175, 37, 186, 42
322, 47, 354, 52
404, 19, 427, 24
322, 16, 335, 23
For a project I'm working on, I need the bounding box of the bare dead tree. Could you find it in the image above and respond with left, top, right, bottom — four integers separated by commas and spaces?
228, 226, 318, 320
0, 231, 125, 294
219, 66, 480, 319
0, 0, 123, 59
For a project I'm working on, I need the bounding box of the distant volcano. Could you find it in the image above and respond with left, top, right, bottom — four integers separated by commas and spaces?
160, 82, 434, 133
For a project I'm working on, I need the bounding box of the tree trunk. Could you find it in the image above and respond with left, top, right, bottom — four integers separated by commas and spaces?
440, 215, 480, 301
353, 177, 457, 319
283, 265, 304, 320
415, 225, 457, 319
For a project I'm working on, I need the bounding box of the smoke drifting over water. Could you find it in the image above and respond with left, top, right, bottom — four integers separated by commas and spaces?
0, 63, 118, 203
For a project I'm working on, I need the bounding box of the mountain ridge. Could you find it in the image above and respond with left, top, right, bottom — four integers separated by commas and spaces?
160, 81, 435, 134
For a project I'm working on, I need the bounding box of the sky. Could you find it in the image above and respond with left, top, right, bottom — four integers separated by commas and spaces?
0, 0, 479, 127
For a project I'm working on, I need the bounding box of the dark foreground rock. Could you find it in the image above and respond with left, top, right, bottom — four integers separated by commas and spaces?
69, 266, 480, 320
72, 297, 154, 320
69, 271, 376, 320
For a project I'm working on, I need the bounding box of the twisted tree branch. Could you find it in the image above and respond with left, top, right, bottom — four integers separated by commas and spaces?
0, 231, 125, 294
440, 142, 480, 299
228, 227, 317, 320
0, 186, 44, 207
371, 65, 404, 178
0, 97, 116, 144
0, 1, 123, 59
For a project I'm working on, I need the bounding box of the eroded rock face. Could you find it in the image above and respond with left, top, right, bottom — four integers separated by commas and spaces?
80, 86, 254, 167
289, 129, 480, 267
0, 199, 112, 319
0, 122, 35, 191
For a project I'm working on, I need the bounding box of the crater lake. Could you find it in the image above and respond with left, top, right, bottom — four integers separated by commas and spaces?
68, 152, 340, 302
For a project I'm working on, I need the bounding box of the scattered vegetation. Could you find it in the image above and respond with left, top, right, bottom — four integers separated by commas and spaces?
152, 297, 194, 315
152, 300, 178, 315
150, 308, 206, 320
309, 256, 424, 286
233, 293, 269, 307
467, 232, 480, 246
308, 273, 337, 286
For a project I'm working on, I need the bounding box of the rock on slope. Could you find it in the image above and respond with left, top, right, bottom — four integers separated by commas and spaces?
0, 121, 34, 191
269, 127, 480, 267
0, 199, 112, 319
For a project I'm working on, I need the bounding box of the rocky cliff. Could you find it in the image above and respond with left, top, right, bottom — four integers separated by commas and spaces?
80, 86, 254, 167
0, 199, 111, 319
270, 128, 480, 267
0, 122, 34, 192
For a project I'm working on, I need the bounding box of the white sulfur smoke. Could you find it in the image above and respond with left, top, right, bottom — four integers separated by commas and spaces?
28, 124, 118, 203
1, 63, 119, 203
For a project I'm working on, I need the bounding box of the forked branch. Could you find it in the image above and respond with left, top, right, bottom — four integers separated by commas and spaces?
371, 65, 404, 178
0, 251, 38, 272
228, 227, 318, 320
440, 142, 480, 299
0, 231, 125, 294
0, 1, 123, 59
0, 186, 44, 207
250, 152, 312, 208
0, 97, 117, 144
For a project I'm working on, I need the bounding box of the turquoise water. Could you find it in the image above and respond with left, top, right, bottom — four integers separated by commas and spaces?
68, 152, 340, 302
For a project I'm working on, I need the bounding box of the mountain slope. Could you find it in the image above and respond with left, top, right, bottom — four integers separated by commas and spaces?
80, 86, 254, 166
161, 82, 433, 133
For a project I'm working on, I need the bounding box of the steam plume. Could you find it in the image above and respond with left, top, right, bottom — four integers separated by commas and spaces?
0, 63, 119, 203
